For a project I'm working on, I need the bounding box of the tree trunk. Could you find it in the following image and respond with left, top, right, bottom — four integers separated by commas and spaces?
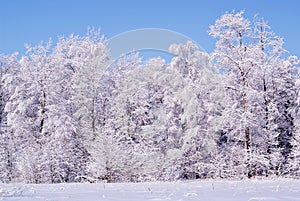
242, 73, 252, 178
91, 96, 96, 140
39, 88, 46, 145
263, 78, 272, 176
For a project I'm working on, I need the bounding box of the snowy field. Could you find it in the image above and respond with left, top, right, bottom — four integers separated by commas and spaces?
0, 179, 300, 201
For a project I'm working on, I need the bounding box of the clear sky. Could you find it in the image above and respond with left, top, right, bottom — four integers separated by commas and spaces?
1, 0, 299, 58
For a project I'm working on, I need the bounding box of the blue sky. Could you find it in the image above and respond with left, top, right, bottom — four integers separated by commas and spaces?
1, 0, 299, 58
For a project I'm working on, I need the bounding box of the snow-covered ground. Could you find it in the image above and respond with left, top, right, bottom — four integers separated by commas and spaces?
0, 179, 300, 201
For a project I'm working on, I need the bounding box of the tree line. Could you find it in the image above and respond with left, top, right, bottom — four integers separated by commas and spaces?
0, 11, 299, 183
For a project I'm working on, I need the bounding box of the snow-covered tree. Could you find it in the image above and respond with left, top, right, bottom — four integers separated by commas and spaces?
5, 36, 92, 183
250, 17, 298, 176
278, 56, 298, 176
69, 29, 110, 144
209, 11, 298, 178
0, 53, 21, 182
87, 64, 136, 182
168, 41, 221, 179
51, 30, 110, 182
290, 57, 300, 177
4, 42, 55, 183
209, 11, 255, 178
273, 56, 297, 175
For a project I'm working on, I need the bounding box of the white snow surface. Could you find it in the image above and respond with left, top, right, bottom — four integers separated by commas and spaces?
0, 179, 300, 201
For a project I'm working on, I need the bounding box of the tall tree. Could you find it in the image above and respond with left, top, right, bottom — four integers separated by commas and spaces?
168, 41, 220, 179
51, 30, 110, 182
0, 53, 21, 182
4, 41, 54, 183
252, 18, 297, 175
274, 56, 297, 175
290, 57, 300, 177
209, 11, 255, 178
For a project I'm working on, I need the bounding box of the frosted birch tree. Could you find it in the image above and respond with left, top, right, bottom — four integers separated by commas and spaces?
209, 11, 255, 178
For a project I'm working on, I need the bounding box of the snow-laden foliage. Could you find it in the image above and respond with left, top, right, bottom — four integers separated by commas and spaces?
0, 11, 299, 183
209, 11, 299, 178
